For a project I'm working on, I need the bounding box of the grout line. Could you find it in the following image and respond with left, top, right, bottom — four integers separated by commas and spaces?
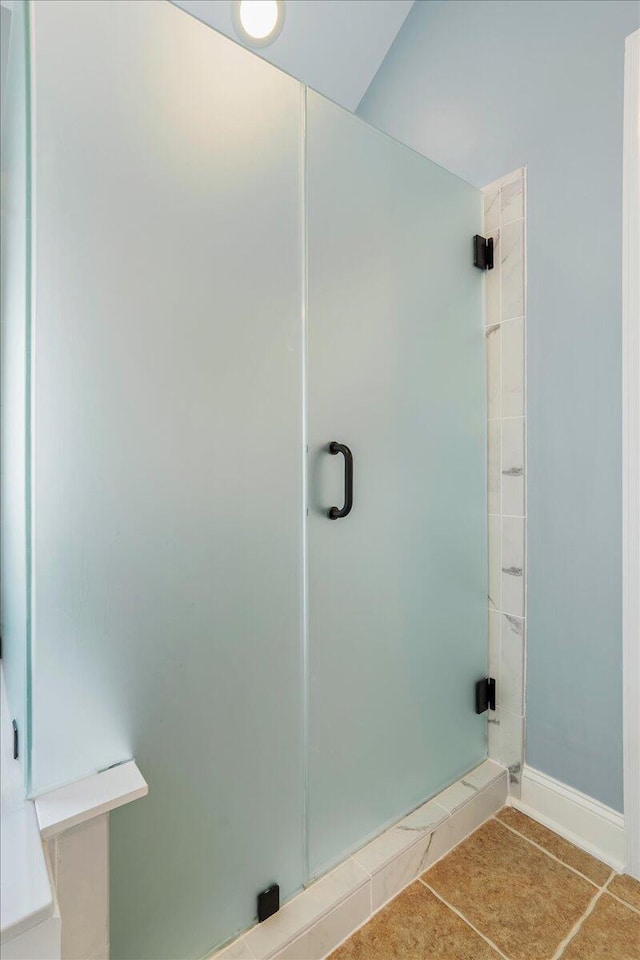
370, 783, 508, 915
550, 888, 604, 960
602, 871, 616, 891
420, 879, 511, 960
494, 816, 608, 889
264, 878, 371, 960
606, 888, 640, 916
484, 314, 526, 328
499, 707, 525, 721
482, 169, 524, 195
317, 781, 508, 959
549, 873, 614, 960
484, 168, 526, 796
317, 884, 373, 960
500, 213, 525, 229
326, 827, 467, 956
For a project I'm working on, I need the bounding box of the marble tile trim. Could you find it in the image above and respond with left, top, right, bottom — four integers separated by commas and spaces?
208, 761, 508, 960
483, 167, 527, 798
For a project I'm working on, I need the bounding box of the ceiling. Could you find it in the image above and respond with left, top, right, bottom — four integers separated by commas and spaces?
171, 0, 414, 111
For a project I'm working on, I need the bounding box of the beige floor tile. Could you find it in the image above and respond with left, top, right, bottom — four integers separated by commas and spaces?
609, 873, 640, 912
328, 881, 501, 960
423, 818, 596, 960
496, 807, 612, 886
559, 893, 640, 959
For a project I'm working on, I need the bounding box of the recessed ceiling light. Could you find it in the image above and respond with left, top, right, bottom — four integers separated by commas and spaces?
231, 1, 286, 48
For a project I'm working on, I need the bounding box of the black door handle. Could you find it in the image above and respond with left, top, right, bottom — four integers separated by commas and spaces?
328, 442, 353, 519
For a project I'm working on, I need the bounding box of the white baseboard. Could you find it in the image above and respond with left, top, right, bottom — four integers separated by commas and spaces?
513, 765, 625, 872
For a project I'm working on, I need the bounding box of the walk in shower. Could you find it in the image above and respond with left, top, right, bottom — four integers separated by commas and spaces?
1, 2, 487, 957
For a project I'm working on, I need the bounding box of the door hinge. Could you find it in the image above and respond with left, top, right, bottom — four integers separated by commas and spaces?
475, 677, 496, 714
12, 719, 18, 759
473, 235, 494, 270
257, 883, 279, 923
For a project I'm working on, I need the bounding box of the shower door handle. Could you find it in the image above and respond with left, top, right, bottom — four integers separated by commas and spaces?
328, 442, 353, 519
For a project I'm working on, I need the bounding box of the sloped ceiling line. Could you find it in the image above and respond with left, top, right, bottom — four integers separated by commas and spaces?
172, 0, 414, 111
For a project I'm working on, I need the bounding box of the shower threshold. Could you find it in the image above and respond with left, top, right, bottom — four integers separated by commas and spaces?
211, 760, 508, 960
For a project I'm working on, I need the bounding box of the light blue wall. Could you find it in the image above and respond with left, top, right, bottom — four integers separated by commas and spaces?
359, 0, 639, 812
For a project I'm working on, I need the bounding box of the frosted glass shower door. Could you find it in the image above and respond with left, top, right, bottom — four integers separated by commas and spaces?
1, 0, 30, 780
306, 90, 487, 877
27, 3, 303, 958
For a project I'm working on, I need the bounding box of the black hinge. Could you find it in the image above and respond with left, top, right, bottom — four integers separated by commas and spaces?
12, 719, 18, 759
475, 677, 496, 714
257, 883, 279, 922
473, 235, 494, 270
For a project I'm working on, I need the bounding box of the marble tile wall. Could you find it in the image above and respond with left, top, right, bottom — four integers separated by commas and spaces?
483, 168, 527, 797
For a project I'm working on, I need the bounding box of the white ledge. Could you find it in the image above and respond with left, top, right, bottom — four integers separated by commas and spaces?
35, 760, 148, 839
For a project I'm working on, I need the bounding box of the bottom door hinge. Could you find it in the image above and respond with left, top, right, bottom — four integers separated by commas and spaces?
257, 883, 279, 922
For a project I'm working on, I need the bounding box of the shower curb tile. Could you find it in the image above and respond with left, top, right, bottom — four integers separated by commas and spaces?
435, 780, 477, 814
472, 775, 510, 825
353, 800, 448, 876
371, 774, 508, 912
454, 759, 504, 792
207, 765, 509, 960
397, 799, 450, 834
210, 938, 257, 959
244, 859, 369, 960
435, 760, 504, 814
271, 887, 370, 960
370, 830, 441, 913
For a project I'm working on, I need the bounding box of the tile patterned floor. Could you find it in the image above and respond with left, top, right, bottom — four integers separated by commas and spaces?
329, 807, 640, 960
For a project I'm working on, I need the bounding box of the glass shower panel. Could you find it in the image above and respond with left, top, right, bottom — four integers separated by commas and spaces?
1, 0, 31, 784
306, 89, 487, 877
28, 2, 304, 957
